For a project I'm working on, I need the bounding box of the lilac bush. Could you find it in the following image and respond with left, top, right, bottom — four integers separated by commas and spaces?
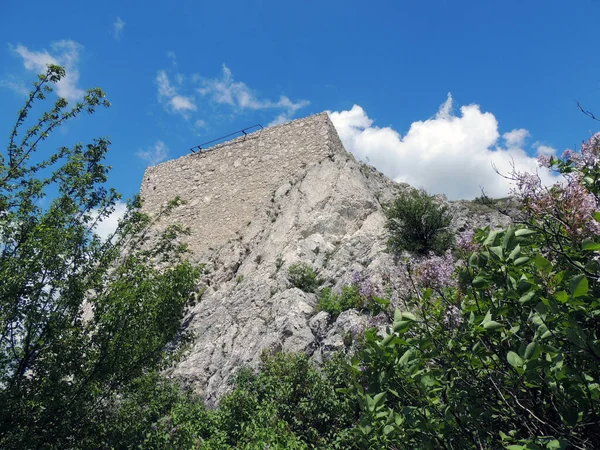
414, 250, 455, 291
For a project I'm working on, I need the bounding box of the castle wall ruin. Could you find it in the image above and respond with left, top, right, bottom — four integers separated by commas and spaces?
139, 112, 347, 256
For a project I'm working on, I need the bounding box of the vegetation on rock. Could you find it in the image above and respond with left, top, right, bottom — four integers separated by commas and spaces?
385, 189, 454, 255
287, 261, 319, 292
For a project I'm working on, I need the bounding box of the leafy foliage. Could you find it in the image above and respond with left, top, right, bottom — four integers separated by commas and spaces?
0, 66, 199, 448
385, 189, 454, 255
349, 135, 600, 449
287, 262, 319, 292
102, 352, 358, 449
317, 285, 389, 318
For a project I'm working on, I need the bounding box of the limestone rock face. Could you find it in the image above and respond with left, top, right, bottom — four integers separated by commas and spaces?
141, 114, 512, 404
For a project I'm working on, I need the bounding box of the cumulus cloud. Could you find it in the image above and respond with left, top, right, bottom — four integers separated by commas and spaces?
197, 64, 309, 117
503, 129, 530, 148
10, 40, 84, 101
534, 143, 557, 156
329, 95, 560, 200
136, 140, 169, 166
156, 70, 197, 117
113, 17, 125, 40
91, 201, 128, 241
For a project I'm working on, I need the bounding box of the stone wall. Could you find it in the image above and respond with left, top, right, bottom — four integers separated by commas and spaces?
140, 112, 346, 256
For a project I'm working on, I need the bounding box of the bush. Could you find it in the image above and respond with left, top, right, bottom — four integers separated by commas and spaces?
316, 286, 364, 317
213, 352, 357, 449
385, 189, 454, 255
350, 135, 600, 448
287, 262, 319, 292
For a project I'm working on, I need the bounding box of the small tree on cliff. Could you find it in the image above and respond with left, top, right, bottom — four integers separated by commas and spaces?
385, 189, 454, 256
0, 65, 199, 449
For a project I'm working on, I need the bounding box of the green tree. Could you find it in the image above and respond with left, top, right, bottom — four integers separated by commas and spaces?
0, 65, 199, 449
385, 189, 454, 255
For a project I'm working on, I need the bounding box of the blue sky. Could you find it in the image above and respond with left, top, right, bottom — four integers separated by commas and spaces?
1, 0, 599, 215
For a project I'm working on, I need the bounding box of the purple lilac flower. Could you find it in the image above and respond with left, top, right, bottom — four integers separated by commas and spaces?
456, 229, 477, 253
537, 154, 552, 168
561, 148, 578, 163
415, 250, 456, 290
359, 278, 378, 300
511, 147, 600, 240
443, 305, 463, 331
579, 132, 600, 168
559, 134, 600, 169
351, 270, 363, 285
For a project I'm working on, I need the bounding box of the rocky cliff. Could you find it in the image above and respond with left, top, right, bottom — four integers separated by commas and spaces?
140, 114, 512, 404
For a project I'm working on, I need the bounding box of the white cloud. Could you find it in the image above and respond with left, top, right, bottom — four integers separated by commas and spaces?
156, 70, 196, 117
91, 201, 127, 241
198, 64, 309, 116
503, 128, 530, 148
10, 40, 84, 101
171, 95, 196, 112
136, 140, 169, 166
113, 17, 125, 40
329, 95, 560, 200
268, 113, 291, 127
534, 143, 557, 156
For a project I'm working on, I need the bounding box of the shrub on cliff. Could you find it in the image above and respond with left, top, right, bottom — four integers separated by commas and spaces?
385, 189, 454, 255
288, 262, 319, 292
0, 66, 199, 449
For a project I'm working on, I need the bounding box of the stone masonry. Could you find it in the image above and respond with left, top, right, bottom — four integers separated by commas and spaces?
140, 112, 346, 257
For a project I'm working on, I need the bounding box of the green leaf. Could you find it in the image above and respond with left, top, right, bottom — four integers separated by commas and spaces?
524, 341, 540, 360
383, 425, 395, 436
514, 256, 530, 266
507, 351, 523, 368
489, 246, 504, 260
373, 392, 386, 408
393, 320, 412, 333
399, 311, 417, 322
469, 253, 479, 268
534, 254, 551, 271
483, 230, 499, 247
546, 439, 568, 450
482, 310, 492, 324
582, 239, 600, 251
569, 275, 588, 298
508, 244, 521, 260
515, 228, 536, 237
519, 291, 536, 305
554, 290, 568, 303
472, 276, 487, 289
484, 321, 503, 330
394, 308, 403, 323
399, 349, 413, 366
503, 227, 516, 250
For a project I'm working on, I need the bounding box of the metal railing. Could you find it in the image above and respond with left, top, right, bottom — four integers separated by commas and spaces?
190, 124, 263, 153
